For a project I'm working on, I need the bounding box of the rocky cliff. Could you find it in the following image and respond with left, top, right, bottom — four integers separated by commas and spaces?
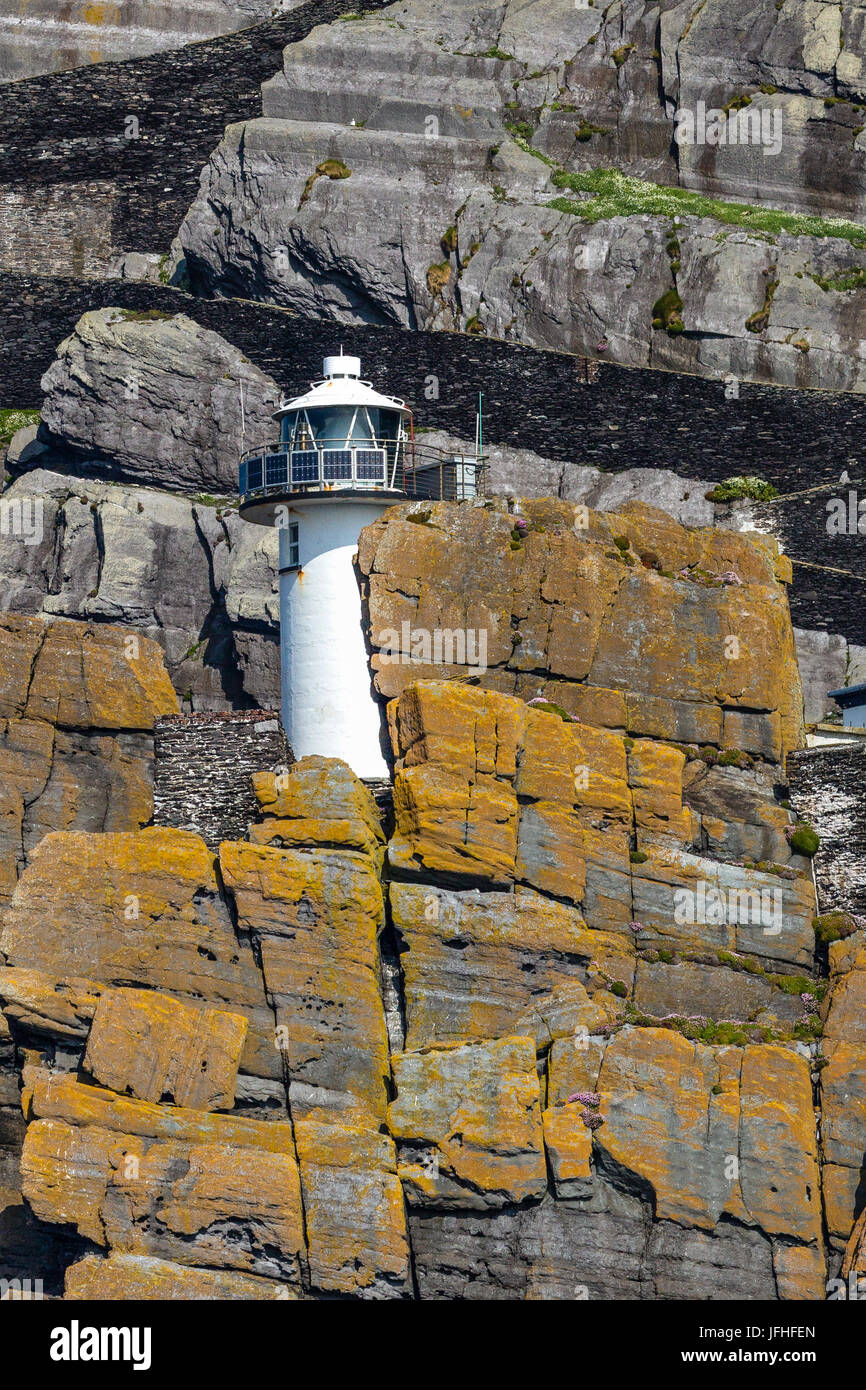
1, 501, 863, 1300
172, 0, 866, 389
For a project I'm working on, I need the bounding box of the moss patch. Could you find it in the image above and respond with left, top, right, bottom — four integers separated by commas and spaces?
300, 158, 352, 207
706, 475, 778, 503
651, 287, 684, 335
813, 911, 858, 944
789, 823, 820, 857
547, 168, 866, 247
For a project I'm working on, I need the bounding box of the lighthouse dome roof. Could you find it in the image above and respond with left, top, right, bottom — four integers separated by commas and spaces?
273, 354, 411, 420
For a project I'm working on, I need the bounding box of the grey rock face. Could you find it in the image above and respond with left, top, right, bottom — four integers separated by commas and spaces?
632, 959, 806, 1031
0, 470, 279, 711
37, 309, 281, 495
666, 1, 866, 217
173, 0, 866, 389
409, 1182, 779, 1300
418, 428, 717, 525
0, 0, 303, 84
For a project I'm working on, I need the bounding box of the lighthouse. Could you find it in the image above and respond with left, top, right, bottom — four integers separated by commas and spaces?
239, 353, 485, 778
238, 352, 413, 778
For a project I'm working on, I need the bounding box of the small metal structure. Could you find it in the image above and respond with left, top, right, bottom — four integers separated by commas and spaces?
827, 682, 866, 732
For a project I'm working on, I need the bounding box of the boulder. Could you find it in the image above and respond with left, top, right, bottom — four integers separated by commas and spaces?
38, 309, 281, 494
250, 756, 385, 864
0, 471, 280, 712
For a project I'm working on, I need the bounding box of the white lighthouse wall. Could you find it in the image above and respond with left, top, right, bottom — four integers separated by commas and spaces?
278, 502, 390, 779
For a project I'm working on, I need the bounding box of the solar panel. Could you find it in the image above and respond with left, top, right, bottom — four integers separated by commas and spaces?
355, 449, 386, 481
238, 461, 247, 495
322, 450, 353, 480
291, 451, 319, 484
265, 453, 288, 487
246, 457, 263, 490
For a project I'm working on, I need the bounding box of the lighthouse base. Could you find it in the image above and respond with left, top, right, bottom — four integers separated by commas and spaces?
279, 501, 390, 780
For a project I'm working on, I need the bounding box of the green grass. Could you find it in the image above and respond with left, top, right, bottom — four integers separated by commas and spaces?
190, 493, 233, 509
810, 267, 866, 292
0, 408, 41, 448
547, 168, 866, 247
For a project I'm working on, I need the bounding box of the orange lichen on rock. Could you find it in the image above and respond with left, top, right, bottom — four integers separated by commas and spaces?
83, 988, 248, 1111
359, 499, 804, 757
388, 1035, 547, 1209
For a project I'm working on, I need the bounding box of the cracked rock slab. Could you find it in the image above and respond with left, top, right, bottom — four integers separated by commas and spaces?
388, 1034, 547, 1209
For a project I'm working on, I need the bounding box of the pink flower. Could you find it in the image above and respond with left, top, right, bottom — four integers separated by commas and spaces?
581, 1109, 604, 1130
567, 1091, 600, 1108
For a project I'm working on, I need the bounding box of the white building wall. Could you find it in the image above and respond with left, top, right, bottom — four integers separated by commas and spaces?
278, 501, 389, 779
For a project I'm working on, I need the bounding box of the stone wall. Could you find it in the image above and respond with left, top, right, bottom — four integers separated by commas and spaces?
0, 184, 118, 278
152, 710, 292, 845
0, 0, 392, 266
787, 742, 866, 916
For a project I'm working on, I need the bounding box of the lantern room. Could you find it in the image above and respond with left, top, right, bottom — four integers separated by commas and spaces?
239, 352, 411, 523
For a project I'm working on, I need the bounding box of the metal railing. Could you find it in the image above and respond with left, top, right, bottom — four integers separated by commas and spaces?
239, 439, 487, 504
404, 449, 487, 502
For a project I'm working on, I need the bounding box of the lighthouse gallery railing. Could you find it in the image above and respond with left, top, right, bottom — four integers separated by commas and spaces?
238, 440, 487, 503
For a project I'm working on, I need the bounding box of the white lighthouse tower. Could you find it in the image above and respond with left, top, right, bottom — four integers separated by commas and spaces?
238, 352, 412, 779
